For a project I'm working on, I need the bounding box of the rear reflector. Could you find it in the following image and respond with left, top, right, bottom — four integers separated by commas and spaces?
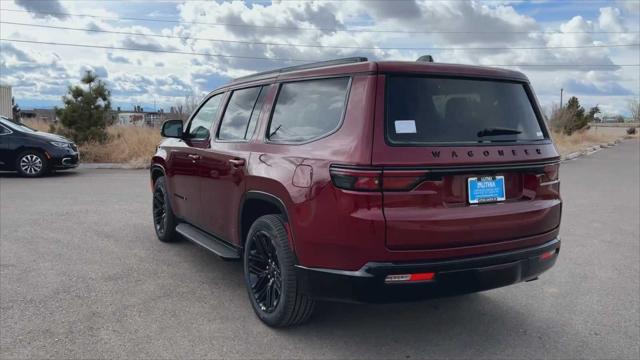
539, 250, 556, 261
385, 272, 435, 283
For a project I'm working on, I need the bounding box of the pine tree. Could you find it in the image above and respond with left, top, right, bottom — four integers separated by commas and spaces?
56, 71, 112, 144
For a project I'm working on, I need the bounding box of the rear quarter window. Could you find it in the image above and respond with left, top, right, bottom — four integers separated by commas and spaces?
386, 76, 546, 145
267, 77, 350, 143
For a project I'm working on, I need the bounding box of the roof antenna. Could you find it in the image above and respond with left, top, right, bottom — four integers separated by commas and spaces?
416, 55, 434, 63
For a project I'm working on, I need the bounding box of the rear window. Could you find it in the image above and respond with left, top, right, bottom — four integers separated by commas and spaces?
218, 86, 266, 141
267, 77, 350, 143
386, 76, 546, 145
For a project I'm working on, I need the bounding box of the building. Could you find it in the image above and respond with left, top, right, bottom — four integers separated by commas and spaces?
117, 112, 146, 126
117, 111, 167, 127
0, 85, 12, 119
601, 115, 627, 123
21, 108, 58, 122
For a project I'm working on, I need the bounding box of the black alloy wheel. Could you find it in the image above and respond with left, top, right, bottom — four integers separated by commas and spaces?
247, 230, 283, 313
153, 185, 167, 236
152, 176, 178, 242
243, 215, 315, 327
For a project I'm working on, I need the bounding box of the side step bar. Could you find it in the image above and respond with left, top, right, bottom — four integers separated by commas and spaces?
176, 223, 241, 260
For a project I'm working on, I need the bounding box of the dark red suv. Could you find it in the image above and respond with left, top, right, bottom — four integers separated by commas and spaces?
150, 57, 561, 327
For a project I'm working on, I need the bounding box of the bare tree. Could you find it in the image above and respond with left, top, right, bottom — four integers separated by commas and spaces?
628, 98, 640, 122
173, 93, 201, 121
549, 102, 578, 134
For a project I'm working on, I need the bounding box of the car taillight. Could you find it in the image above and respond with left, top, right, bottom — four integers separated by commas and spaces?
539, 162, 560, 184
382, 170, 426, 191
330, 168, 382, 191
330, 166, 424, 192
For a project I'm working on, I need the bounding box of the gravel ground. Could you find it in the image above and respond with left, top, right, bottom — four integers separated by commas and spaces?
1, 140, 638, 359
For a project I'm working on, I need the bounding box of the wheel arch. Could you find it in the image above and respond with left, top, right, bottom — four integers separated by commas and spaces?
239, 191, 293, 250
150, 163, 166, 185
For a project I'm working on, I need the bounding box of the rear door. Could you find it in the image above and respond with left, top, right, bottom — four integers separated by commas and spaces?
374, 75, 562, 251
167, 94, 223, 225
198, 85, 268, 244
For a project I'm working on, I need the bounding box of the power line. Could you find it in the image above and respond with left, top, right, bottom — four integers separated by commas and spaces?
0, 38, 309, 62
2, 38, 639, 68
2, 21, 638, 51
1, 8, 638, 35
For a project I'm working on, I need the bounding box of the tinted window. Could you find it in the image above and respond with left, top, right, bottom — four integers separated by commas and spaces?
386, 76, 545, 145
218, 87, 264, 141
0, 125, 10, 135
187, 94, 222, 139
245, 87, 267, 140
268, 77, 350, 143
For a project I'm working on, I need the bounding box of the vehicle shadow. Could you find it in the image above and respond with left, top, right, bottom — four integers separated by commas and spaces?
159, 239, 546, 358
0, 170, 79, 178
288, 292, 533, 356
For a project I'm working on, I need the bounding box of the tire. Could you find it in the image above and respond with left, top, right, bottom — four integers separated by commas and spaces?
16, 150, 49, 177
152, 176, 179, 242
244, 214, 315, 327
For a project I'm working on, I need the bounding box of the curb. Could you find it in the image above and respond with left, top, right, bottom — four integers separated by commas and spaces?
560, 138, 624, 162
79, 163, 149, 170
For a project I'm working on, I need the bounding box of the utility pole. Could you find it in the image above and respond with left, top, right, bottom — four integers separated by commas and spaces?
560, 88, 564, 108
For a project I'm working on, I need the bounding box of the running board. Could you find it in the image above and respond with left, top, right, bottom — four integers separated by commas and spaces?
176, 223, 241, 259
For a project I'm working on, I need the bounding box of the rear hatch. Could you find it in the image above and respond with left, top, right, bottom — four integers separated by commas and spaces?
374, 74, 561, 251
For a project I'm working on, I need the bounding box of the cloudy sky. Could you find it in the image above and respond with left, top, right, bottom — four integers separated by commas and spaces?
0, 0, 638, 115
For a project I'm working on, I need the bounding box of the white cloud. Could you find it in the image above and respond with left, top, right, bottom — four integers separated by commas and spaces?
0, 0, 637, 113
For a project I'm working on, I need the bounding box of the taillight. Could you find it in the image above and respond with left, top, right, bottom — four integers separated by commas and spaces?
539, 163, 560, 185
330, 168, 382, 191
382, 170, 426, 191
330, 166, 425, 192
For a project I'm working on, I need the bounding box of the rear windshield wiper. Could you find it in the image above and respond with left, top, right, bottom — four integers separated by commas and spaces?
477, 127, 522, 137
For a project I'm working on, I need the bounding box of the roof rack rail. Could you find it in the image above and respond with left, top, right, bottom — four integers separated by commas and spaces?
233, 57, 368, 82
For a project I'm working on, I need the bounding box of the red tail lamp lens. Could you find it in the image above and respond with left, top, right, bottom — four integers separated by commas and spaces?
540, 163, 560, 184
382, 170, 425, 191
330, 168, 382, 191
330, 167, 425, 192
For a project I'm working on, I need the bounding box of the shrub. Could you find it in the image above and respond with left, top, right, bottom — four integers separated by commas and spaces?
627, 127, 637, 135
549, 97, 599, 135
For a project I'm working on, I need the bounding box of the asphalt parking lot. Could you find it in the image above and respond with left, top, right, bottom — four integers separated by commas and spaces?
1, 140, 639, 359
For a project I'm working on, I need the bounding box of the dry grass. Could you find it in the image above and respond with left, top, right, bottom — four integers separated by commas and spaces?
79, 126, 161, 166
22, 119, 635, 165
23, 119, 161, 166
551, 128, 623, 156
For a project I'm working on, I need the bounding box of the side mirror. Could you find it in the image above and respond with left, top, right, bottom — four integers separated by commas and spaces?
161, 119, 183, 138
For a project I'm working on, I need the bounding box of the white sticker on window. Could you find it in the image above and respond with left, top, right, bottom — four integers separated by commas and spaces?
394, 120, 417, 134
536, 131, 543, 137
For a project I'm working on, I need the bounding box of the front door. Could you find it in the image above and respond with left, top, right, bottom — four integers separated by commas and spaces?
167, 93, 223, 226
0, 124, 13, 170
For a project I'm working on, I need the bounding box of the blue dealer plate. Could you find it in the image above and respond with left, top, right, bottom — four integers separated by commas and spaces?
467, 176, 506, 204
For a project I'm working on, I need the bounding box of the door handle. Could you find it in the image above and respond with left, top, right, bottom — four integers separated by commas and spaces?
228, 158, 245, 167
188, 154, 201, 160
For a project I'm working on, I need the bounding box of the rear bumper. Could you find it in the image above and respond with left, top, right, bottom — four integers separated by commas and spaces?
295, 238, 560, 303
